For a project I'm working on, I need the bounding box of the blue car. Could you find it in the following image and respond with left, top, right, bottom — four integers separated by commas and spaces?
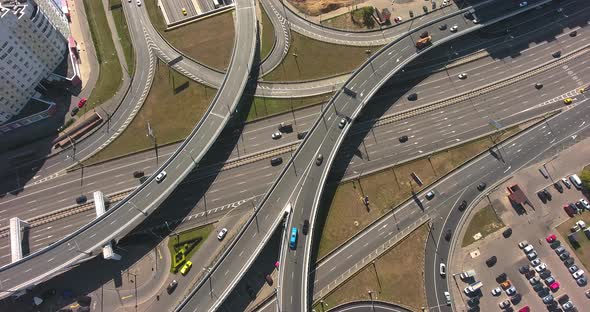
289, 227, 298, 250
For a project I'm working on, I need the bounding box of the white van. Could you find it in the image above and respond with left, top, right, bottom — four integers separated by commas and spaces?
570, 174, 583, 190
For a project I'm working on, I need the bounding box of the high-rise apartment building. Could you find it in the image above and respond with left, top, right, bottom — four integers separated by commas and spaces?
0, 0, 69, 124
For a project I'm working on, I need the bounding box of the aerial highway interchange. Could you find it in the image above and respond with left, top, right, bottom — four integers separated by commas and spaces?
0, 0, 589, 311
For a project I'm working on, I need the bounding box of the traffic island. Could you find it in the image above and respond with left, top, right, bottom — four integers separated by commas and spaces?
167, 224, 213, 273
461, 205, 505, 248
313, 224, 428, 311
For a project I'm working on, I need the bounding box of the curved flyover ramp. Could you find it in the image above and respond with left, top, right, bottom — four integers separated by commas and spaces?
275, 1, 554, 312
0, 0, 257, 299
170, 1, 536, 311
329, 301, 414, 312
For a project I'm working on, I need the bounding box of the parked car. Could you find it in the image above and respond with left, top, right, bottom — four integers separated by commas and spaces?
550, 240, 561, 249
527, 251, 537, 260
70, 107, 79, 116
573, 270, 584, 279
535, 263, 547, 272
555, 246, 566, 254
562, 177, 572, 188
542, 294, 554, 304
491, 287, 502, 296
546, 234, 557, 243
180, 261, 192, 275
506, 286, 516, 296
564, 258, 574, 267
538, 190, 548, 203
519, 265, 529, 274
486, 256, 497, 267
540, 271, 552, 279
553, 182, 564, 193
560, 251, 571, 261
77, 98, 87, 108
518, 240, 529, 249
499, 300, 510, 309
576, 276, 587, 286
579, 198, 590, 210
531, 258, 541, 267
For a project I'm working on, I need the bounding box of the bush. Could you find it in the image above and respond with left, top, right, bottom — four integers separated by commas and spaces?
580, 166, 590, 190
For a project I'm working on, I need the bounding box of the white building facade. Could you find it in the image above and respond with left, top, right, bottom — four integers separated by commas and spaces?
0, 0, 69, 124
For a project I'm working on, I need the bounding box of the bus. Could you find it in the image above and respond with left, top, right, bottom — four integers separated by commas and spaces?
289, 227, 298, 250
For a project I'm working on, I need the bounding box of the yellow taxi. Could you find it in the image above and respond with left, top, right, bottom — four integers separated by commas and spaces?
182, 8, 187, 16
563, 98, 573, 105
180, 260, 192, 275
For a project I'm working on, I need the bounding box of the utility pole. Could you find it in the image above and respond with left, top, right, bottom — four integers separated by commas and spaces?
147, 121, 159, 167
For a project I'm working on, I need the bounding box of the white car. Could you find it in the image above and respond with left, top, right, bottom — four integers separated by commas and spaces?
562, 177, 572, 188
271, 132, 282, 139
573, 269, 584, 279
155, 170, 167, 183
444, 291, 451, 304
450, 25, 458, 32
499, 300, 510, 309
217, 228, 228, 240
579, 198, 590, 209
136, 0, 141, 6
491, 287, 501, 296
518, 240, 529, 249
442, 0, 450, 6
440, 263, 446, 277
519, 1, 528, 7
531, 258, 541, 266
506, 285, 516, 296
527, 251, 538, 260
458, 73, 468, 79
535, 263, 547, 272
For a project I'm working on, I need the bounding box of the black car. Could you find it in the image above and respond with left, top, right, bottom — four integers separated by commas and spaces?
503, 228, 512, 238
302, 219, 309, 235
246, 285, 256, 299
439, 24, 447, 30
553, 182, 564, 193
540, 271, 552, 279
486, 256, 497, 267
558, 294, 569, 305
543, 189, 552, 200
167, 280, 178, 294
519, 265, 529, 274
564, 258, 575, 267
553, 238, 565, 250
76, 195, 87, 204
535, 83, 544, 90
533, 283, 544, 292
407, 93, 418, 101
496, 272, 507, 283
477, 182, 486, 191
297, 131, 308, 140
458, 200, 468, 211
133, 171, 144, 178
445, 229, 452, 241
271, 157, 283, 166
70, 107, 79, 116
537, 191, 547, 204
559, 251, 570, 261
510, 293, 521, 304
570, 30, 578, 37
399, 135, 408, 143
552, 51, 561, 58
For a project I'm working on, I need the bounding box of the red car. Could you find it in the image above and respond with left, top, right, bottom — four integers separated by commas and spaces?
546, 234, 557, 243
77, 98, 87, 108
518, 306, 530, 312
550, 281, 560, 291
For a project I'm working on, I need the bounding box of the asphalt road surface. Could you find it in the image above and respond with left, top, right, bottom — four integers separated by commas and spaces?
1, 1, 586, 274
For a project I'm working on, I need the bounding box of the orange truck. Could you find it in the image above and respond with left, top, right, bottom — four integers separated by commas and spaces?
416, 31, 432, 49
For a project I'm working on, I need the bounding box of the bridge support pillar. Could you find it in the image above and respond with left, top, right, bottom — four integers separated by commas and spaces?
9, 217, 30, 263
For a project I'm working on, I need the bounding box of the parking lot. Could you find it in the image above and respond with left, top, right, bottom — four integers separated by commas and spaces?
451, 138, 590, 311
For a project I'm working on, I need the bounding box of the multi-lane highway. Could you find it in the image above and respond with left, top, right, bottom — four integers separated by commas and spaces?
0, 0, 256, 298
1, 0, 587, 269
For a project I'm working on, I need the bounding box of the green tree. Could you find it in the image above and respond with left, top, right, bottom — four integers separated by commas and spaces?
580, 167, 590, 190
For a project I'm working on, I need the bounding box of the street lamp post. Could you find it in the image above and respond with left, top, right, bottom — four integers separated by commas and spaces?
146, 122, 159, 167
98, 106, 111, 133
368, 290, 375, 311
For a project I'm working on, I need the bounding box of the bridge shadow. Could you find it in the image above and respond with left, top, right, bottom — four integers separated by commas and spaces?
0, 51, 82, 198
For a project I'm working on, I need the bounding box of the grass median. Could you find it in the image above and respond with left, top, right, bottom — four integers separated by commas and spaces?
82, 0, 123, 113
109, 0, 135, 75
316, 126, 522, 259
461, 205, 505, 247
314, 224, 428, 311
168, 225, 213, 272
246, 93, 332, 122
84, 60, 216, 165
262, 31, 382, 81
557, 210, 590, 272
145, 0, 235, 71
